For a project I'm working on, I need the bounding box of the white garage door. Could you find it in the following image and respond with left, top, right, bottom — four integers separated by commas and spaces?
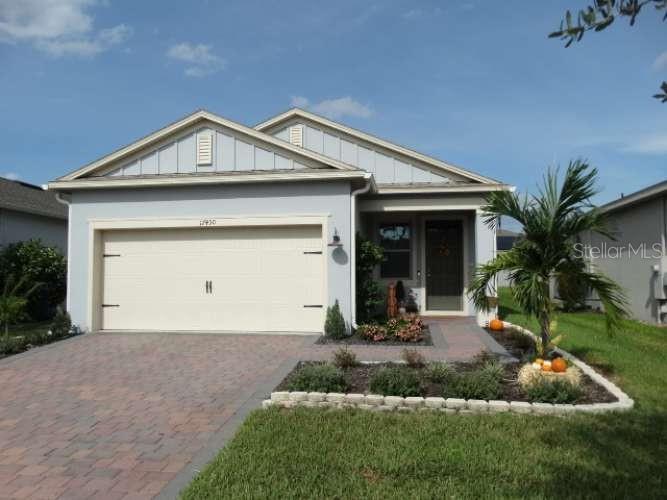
100, 225, 325, 332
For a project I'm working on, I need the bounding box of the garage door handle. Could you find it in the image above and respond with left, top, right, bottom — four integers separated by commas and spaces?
102, 304, 119, 308
303, 304, 323, 308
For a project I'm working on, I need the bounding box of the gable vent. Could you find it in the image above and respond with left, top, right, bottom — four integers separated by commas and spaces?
197, 133, 213, 165
289, 125, 303, 147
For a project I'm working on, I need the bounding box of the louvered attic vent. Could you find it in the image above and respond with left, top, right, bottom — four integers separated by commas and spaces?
289, 125, 303, 147
197, 133, 213, 165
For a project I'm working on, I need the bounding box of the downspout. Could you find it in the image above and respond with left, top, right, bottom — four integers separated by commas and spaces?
350, 173, 373, 330
53, 191, 72, 311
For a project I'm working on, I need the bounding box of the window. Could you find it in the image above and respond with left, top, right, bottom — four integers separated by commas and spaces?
378, 223, 411, 278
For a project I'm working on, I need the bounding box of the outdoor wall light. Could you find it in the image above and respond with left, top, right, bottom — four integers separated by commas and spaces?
328, 228, 343, 247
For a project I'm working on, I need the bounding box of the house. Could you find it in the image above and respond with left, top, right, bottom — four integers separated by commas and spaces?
48, 108, 512, 334
496, 229, 522, 288
497, 228, 521, 252
576, 180, 667, 325
0, 177, 68, 252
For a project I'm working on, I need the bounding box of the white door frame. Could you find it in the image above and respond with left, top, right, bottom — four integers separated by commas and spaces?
87, 214, 329, 332
420, 214, 469, 316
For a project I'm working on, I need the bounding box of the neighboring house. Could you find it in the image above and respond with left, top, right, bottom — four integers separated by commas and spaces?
0, 177, 68, 252
577, 181, 667, 325
48, 108, 512, 334
496, 229, 522, 287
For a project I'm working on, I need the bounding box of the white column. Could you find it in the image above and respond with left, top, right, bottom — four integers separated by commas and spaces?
474, 210, 497, 326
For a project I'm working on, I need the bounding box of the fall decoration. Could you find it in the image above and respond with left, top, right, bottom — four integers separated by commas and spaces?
541, 360, 553, 372
489, 317, 504, 331
551, 357, 567, 373
517, 362, 582, 391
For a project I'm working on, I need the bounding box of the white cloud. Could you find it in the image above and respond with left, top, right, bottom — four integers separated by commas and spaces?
623, 133, 667, 154
290, 96, 373, 119
38, 24, 132, 57
0, 1, 131, 57
1, 172, 20, 181
652, 50, 667, 71
166, 42, 226, 77
290, 95, 309, 108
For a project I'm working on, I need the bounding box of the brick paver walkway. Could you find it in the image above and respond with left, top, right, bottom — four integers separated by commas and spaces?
0, 318, 507, 499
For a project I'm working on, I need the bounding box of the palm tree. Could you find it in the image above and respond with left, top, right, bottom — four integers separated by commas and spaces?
468, 160, 628, 354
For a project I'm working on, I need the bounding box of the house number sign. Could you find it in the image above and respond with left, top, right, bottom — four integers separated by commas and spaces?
199, 219, 217, 227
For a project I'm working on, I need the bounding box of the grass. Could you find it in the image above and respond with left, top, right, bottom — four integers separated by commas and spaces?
182, 289, 667, 499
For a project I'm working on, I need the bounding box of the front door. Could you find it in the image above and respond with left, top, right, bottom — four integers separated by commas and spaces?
425, 220, 464, 311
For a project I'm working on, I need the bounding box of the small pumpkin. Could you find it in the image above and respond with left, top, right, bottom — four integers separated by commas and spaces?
489, 318, 504, 331
534, 358, 544, 365
531, 362, 542, 370
552, 357, 567, 373
541, 360, 552, 372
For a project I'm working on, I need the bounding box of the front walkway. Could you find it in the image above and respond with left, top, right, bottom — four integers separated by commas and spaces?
0, 319, 509, 500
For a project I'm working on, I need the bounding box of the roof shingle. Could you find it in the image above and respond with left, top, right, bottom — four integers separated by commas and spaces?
0, 177, 68, 219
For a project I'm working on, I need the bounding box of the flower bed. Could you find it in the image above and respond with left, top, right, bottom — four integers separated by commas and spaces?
316, 314, 432, 346
268, 323, 635, 415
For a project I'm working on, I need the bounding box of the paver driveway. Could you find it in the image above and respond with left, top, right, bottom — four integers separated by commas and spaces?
0, 319, 505, 499
0, 333, 308, 500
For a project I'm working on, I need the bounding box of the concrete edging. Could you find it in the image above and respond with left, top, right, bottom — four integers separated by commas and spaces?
263, 322, 634, 415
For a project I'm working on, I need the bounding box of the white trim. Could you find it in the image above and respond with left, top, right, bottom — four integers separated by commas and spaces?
255, 108, 502, 185
597, 180, 667, 214
48, 169, 368, 191
86, 214, 329, 333
57, 110, 359, 182
376, 184, 512, 194
420, 215, 469, 316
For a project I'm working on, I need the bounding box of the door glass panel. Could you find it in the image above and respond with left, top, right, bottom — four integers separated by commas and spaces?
425, 220, 463, 311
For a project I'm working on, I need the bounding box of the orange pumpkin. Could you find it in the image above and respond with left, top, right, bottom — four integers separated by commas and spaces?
552, 357, 567, 373
489, 318, 504, 331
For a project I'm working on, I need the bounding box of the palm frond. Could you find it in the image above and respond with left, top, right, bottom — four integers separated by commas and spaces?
579, 269, 629, 336
481, 190, 530, 230
467, 250, 523, 311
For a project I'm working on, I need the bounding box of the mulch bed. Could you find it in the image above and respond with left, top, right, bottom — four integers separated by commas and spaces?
486, 327, 537, 361
315, 327, 433, 346
278, 348, 618, 404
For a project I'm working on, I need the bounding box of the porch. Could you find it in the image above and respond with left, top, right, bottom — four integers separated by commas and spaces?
357, 194, 497, 325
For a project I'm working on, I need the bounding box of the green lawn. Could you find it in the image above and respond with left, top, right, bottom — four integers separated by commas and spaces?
182, 290, 667, 499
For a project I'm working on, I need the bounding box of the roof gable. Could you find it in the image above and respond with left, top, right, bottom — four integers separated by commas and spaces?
58, 110, 358, 182
255, 108, 500, 185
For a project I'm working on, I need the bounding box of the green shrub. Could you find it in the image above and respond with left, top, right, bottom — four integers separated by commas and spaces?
356, 235, 384, 323
401, 348, 425, 368
332, 347, 358, 369
287, 364, 347, 393
324, 300, 346, 339
525, 378, 583, 404
369, 366, 422, 397
0, 335, 30, 356
0, 240, 66, 321
425, 362, 453, 384
49, 307, 72, 339
443, 361, 504, 400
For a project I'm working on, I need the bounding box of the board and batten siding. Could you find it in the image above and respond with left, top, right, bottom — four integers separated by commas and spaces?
273, 123, 460, 185
104, 127, 311, 177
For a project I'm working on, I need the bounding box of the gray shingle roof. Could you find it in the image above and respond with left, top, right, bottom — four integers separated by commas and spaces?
0, 177, 68, 220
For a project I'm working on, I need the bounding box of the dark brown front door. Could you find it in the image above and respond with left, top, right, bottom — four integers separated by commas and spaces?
425, 220, 463, 311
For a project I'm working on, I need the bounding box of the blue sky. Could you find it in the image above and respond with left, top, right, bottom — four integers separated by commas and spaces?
0, 0, 665, 225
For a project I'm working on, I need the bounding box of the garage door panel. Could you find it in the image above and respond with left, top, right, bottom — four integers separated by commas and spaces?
101, 225, 325, 332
